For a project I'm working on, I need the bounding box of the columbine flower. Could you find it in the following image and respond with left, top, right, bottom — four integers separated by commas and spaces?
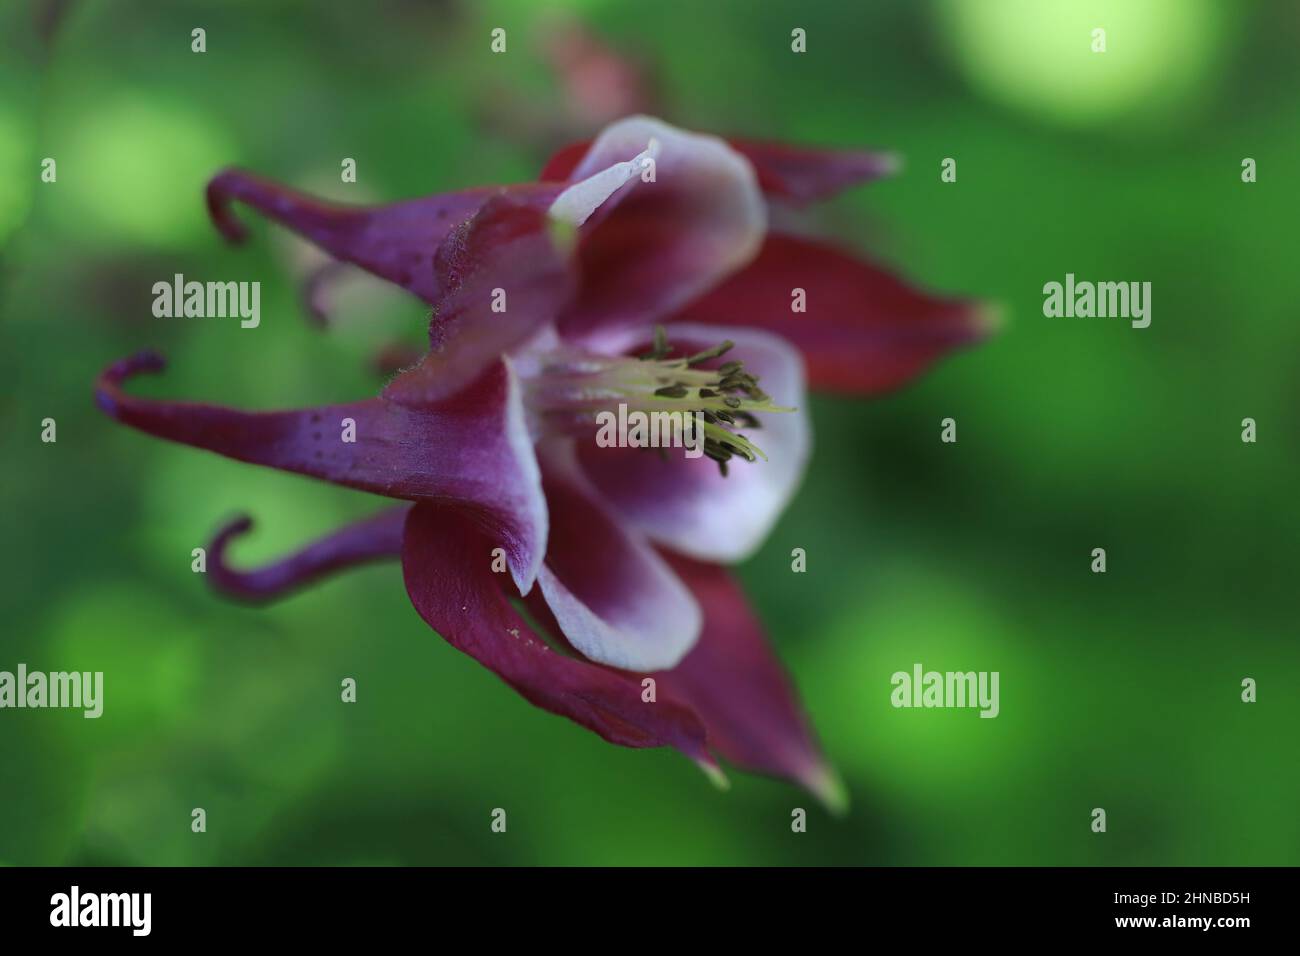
96, 116, 987, 810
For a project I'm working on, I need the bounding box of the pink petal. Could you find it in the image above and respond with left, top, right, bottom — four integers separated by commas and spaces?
554, 116, 766, 345
534, 443, 702, 672
673, 233, 991, 395
97, 353, 547, 594
575, 323, 810, 563
657, 552, 846, 812
401, 503, 713, 760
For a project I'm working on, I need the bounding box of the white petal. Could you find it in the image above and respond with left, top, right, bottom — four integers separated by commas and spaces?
535, 442, 702, 672
548, 139, 660, 227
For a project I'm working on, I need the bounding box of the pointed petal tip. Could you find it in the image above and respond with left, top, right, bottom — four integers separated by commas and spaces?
510, 561, 537, 598
971, 301, 1007, 338
802, 762, 850, 817
695, 757, 731, 792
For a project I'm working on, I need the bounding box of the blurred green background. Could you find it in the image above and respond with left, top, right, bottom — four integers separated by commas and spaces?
2, 0, 1298, 866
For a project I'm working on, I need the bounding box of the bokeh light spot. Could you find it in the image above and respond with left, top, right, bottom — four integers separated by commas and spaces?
935, 0, 1228, 127
52, 94, 234, 245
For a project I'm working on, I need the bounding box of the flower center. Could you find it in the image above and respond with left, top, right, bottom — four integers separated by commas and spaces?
521, 327, 794, 476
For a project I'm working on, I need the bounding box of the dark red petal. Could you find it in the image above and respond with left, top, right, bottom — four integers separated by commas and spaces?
208, 507, 410, 604
673, 234, 991, 395
383, 196, 576, 405
206, 168, 562, 303
541, 137, 895, 204
96, 352, 547, 592
401, 503, 714, 761
657, 552, 845, 812
727, 138, 897, 204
